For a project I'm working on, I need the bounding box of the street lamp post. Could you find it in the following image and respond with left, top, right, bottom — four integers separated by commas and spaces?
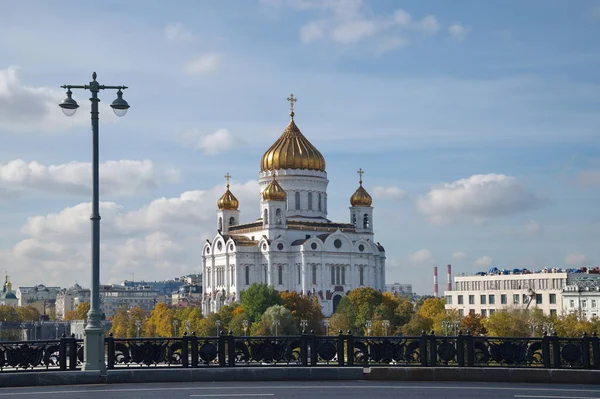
365, 320, 372, 337
135, 320, 142, 338
382, 320, 390, 336
173, 320, 179, 337
542, 322, 554, 335
300, 319, 308, 334
242, 320, 249, 336
185, 321, 191, 335
215, 320, 221, 336
324, 319, 330, 336
59, 72, 129, 372
55, 323, 59, 339
442, 320, 459, 336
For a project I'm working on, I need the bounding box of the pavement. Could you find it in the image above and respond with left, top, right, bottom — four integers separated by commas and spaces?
1, 381, 600, 399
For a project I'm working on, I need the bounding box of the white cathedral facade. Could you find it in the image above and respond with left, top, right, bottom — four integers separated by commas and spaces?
201, 95, 386, 317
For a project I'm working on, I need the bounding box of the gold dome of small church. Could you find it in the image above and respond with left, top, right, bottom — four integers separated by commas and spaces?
260, 94, 326, 173
217, 173, 239, 210
350, 168, 372, 207
262, 177, 287, 201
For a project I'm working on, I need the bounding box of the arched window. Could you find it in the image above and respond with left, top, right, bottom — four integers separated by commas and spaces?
359, 267, 364, 286
295, 192, 301, 210
229, 216, 236, 226
363, 213, 370, 229
308, 192, 313, 210
318, 193, 322, 211
245, 266, 250, 285
278, 265, 283, 285
331, 266, 335, 285
336, 266, 341, 285
342, 266, 346, 285
312, 264, 317, 284
352, 214, 357, 227
218, 217, 223, 231
275, 208, 282, 225
263, 209, 268, 227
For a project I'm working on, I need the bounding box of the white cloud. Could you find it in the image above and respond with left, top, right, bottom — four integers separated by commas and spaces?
416, 15, 441, 35
0, 159, 177, 198
372, 186, 406, 200
375, 36, 409, 55
179, 128, 240, 155
300, 21, 326, 43
10, 180, 260, 286
524, 220, 543, 234
448, 23, 471, 40
0, 67, 117, 133
164, 22, 195, 42
452, 251, 469, 261
183, 54, 222, 75
564, 253, 587, 266
409, 248, 435, 263
474, 256, 493, 268
417, 174, 546, 225
578, 170, 600, 187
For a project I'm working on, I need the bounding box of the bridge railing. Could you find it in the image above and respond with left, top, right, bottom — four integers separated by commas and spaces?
1, 331, 599, 372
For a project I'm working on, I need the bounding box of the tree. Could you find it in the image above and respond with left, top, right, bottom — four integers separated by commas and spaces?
110, 307, 129, 338
126, 306, 147, 338
17, 306, 40, 322
394, 297, 415, 327
279, 291, 324, 333
252, 305, 298, 336
239, 283, 282, 322
76, 302, 91, 320
460, 313, 487, 335
482, 309, 530, 337
64, 310, 78, 321
417, 297, 447, 334
145, 303, 174, 337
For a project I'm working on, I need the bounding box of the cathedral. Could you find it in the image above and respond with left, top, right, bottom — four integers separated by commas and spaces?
201, 95, 386, 317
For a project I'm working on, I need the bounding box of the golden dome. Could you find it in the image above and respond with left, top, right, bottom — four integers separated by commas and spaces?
350, 168, 372, 207
260, 94, 326, 172
262, 178, 287, 202
217, 173, 239, 210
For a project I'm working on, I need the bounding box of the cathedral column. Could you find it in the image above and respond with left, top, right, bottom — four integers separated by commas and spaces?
301, 252, 306, 295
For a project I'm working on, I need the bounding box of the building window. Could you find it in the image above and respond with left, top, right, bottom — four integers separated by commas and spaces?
593, 300, 597, 308
513, 294, 520, 305
469, 309, 475, 315
582, 300, 587, 308
458, 309, 464, 317
536, 294, 543, 304
363, 213, 369, 229
295, 192, 300, 210
245, 266, 249, 285
341, 266, 346, 285
359, 267, 364, 286
278, 265, 283, 285
275, 208, 282, 225
570, 299, 575, 308
336, 266, 341, 285
501, 294, 507, 305
446, 295, 453, 305
469, 295, 475, 305
481, 309, 487, 317
489, 295, 495, 305
489, 309, 495, 314
263, 209, 268, 227
550, 309, 557, 317
218, 217, 223, 231
312, 264, 317, 285
297, 265, 301, 285
308, 192, 313, 210
331, 266, 335, 285
318, 193, 322, 211
229, 216, 236, 226
549, 294, 556, 304
480, 295, 486, 305
352, 214, 357, 227
458, 295, 464, 305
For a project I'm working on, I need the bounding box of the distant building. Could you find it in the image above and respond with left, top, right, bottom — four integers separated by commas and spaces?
55, 284, 90, 320
99, 284, 161, 319
16, 284, 61, 314
0, 273, 17, 307
561, 270, 600, 320
122, 279, 184, 296
172, 284, 202, 307
385, 283, 413, 297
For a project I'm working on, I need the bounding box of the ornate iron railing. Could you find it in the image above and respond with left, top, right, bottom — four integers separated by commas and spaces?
1, 331, 600, 372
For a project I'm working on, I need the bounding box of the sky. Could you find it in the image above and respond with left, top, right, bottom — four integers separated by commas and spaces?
0, 0, 599, 295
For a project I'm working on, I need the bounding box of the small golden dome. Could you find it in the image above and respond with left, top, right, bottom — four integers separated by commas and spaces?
260, 94, 326, 172
262, 178, 287, 202
217, 173, 239, 210
350, 168, 372, 207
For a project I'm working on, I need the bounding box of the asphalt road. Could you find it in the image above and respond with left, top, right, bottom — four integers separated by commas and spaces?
1, 381, 600, 399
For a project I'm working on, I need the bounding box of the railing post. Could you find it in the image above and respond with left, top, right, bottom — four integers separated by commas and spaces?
337, 330, 345, 367
191, 333, 198, 368
552, 333, 561, 368
582, 333, 591, 369
429, 331, 437, 367
182, 333, 189, 368
300, 333, 308, 366
218, 331, 226, 367
456, 330, 465, 367
228, 331, 235, 367
59, 334, 67, 371
347, 330, 354, 367
420, 331, 428, 366
106, 333, 115, 370
310, 331, 318, 366
466, 331, 474, 367
69, 334, 78, 370
592, 332, 600, 370
542, 332, 551, 368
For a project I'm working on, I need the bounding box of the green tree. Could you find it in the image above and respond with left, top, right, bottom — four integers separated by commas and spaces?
126, 306, 147, 338
280, 291, 324, 333
17, 306, 40, 322
145, 303, 174, 337
482, 309, 530, 337
395, 297, 415, 328
460, 313, 487, 335
252, 305, 298, 335
239, 283, 282, 322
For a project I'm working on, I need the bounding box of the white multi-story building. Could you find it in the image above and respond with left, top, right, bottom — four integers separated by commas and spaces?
55, 284, 90, 320
444, 270, 567, 317
202, 97, 386, 317
99, 285, 161, 319
16, 284, 61, 313
561, 272, 600, 320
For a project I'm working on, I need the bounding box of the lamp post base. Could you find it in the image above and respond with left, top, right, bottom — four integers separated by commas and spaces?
82, 326, 106, 372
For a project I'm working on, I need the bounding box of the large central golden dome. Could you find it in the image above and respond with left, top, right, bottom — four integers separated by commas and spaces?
260, 95, 326, 172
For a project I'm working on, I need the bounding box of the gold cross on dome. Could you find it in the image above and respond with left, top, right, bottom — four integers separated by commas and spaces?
224, 173, 231, 188
287, 93, 297, 116
357, 168, 364, 183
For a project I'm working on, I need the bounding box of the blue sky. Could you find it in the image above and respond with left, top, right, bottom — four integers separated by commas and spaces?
0, 0, 599, 294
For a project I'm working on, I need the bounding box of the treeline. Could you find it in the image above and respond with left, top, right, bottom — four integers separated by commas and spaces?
0, 305, 42, 340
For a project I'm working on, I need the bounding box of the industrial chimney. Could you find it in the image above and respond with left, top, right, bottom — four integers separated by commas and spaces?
433, 266, 439, 297
447, 264, 452, 291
